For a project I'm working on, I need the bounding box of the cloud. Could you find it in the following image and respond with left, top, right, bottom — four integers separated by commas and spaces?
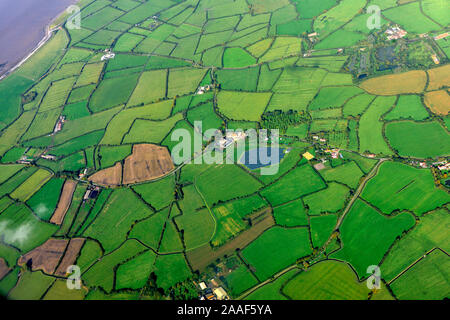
0, 220, 33, 246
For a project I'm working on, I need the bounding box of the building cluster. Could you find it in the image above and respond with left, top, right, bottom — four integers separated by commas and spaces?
216, 131, 247, 150
101, 49, 116, 61
325, 148, 341, 159
196, 84, 214, 95
385, 26, 407, 40
40, 154, 57, 161
431, 54, 440, 65
83, 186, 100, 201
197, 279, 229, 300
53, 116, 66, 134
434, 161, 450, 172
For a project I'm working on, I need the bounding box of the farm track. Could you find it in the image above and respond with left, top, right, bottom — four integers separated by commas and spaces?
238, 158, 388, 300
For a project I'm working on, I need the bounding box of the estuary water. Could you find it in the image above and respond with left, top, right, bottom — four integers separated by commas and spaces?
0, 0, 77, 76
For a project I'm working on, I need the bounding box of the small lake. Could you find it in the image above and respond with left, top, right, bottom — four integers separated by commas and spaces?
239, 147, 285, 170
0, 0, 77, 77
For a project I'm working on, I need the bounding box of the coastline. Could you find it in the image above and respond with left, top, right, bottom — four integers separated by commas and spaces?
0, 0, 80, 82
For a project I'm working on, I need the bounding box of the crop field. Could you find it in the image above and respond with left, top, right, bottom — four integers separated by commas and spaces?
424, 90, 450, 116
0, 0, 449, 301
360, 71, 427, 95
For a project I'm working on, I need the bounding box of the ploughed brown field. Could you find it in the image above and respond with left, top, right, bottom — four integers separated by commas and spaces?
424, 90, 450, 115
18, 239, 68, 274
0, 258, 10, 281
89, 162, 123, 186
50, 180, 77, 225
89, 144, 174, 186
187, 208, 274, 271
54, 238, 85, 277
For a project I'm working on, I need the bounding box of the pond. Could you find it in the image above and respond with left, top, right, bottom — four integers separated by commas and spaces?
239, 147, 285, 170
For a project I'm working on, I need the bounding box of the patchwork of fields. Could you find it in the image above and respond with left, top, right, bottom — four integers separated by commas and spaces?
0, 0, 448, 301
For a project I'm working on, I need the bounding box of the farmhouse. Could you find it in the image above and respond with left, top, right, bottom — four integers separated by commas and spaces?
431, 54, 440, 65
101, 49, 116, 61
53, 116, 65, 134
40, 154, 57, 161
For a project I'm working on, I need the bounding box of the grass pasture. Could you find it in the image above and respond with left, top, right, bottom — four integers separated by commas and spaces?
383, 2, 441, 34
303, 183, 350, 215
390, 249, 449, 300
89, 73, 139, 112
320, 161, 364, 189
386, 121, 450, 158
331, 199, 415, 278
361, 161, 450, 215
283, 260, 370, 300
381, 209, 449, 283
217, 91, 272, 121
273, 199, 308, 227
84, 189, 152, 252
261, 164, 326, 206
241, 226, 312, 281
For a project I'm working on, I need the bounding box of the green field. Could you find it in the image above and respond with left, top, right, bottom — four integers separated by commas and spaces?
1, 0, 449, 301
381, 209, 449, 282
331, 199, 415, 278
261, 164, 326, 206
361, 162, 450, 215
283, 260, 371, 300
385, 121, 450, 158
241, 226, 312, 280
389, 249, 449, 300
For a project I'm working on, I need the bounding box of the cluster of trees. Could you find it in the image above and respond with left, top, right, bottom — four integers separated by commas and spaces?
141, 272, 199, 300
260, 109, 309, 133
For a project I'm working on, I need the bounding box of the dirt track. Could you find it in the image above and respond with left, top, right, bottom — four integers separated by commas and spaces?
187, 208, 274, 271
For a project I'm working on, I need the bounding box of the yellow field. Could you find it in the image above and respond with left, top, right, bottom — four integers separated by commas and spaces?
424, 90, 450, 115
427, 64, 450, 91
360, 70, 427, 95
